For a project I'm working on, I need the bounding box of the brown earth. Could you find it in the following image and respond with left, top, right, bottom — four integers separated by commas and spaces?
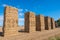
0, 27, 60, 40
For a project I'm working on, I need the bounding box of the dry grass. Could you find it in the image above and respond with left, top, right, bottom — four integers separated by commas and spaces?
0, 27, 60, 40
48, 36, 60, 40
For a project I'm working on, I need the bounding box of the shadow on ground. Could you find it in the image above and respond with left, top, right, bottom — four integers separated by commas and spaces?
0, 32, 4, 37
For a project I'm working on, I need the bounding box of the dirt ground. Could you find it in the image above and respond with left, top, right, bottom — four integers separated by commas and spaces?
0, 27, 60, 40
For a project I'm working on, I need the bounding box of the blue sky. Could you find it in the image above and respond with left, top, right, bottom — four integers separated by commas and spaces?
0, 0, 60, 26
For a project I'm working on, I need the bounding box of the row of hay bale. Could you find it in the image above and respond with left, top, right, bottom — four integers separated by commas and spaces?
3, 6, 56, 37
25, 12, 56, 33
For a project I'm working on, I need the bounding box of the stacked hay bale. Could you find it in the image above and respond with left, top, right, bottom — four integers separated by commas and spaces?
36, 15, 45, 31
3, 6, 18, 36
45, 16, 51, 30
25, 12, 36, 33
51, 18, 55, 29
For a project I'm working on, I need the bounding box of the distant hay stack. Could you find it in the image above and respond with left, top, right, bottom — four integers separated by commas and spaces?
44, 16, 51, 30
51, 18, 55, 29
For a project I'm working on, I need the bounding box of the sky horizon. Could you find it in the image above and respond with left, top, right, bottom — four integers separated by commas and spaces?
0, 0, 60, 26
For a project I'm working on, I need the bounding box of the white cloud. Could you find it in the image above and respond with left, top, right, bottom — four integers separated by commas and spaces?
0, 15, 3, 21
18, 8, 24, 16
2, 4, 17, 9
19, 13, 24, 16
0, 15, 3, 26
18, 8, 29, 16
18, 9, 23, 12
25, 9, 28, 11
18, 8, 29, 12
19, 18, 24, 21
2, 4, 8, 7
